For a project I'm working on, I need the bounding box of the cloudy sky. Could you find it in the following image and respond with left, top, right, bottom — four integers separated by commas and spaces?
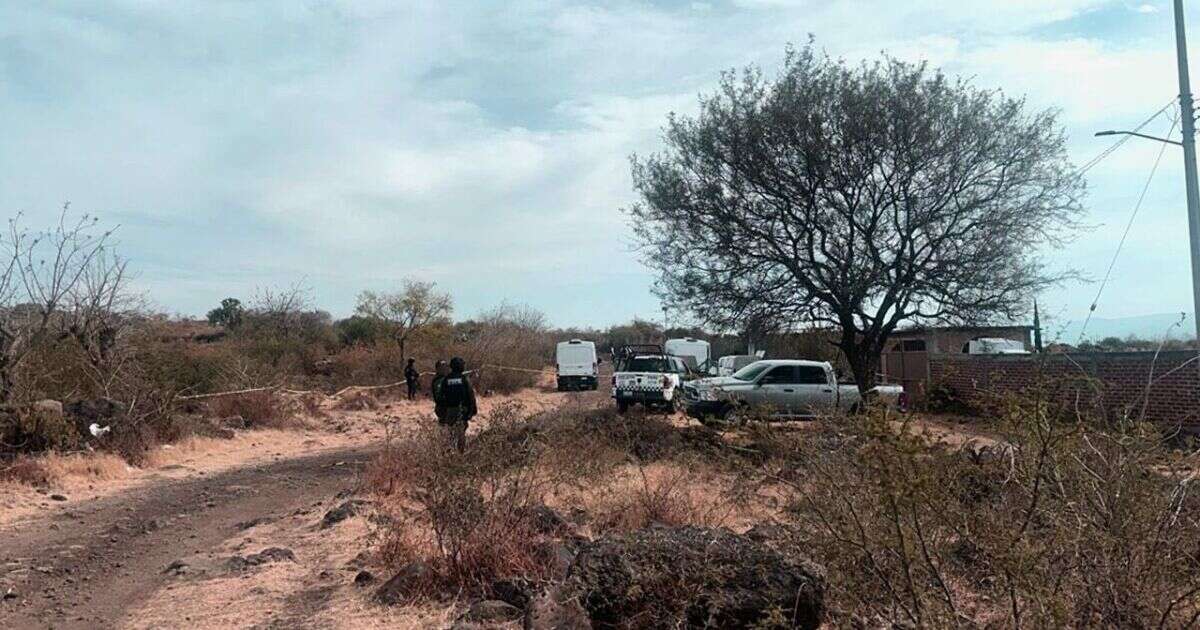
1, 0, 1196, 336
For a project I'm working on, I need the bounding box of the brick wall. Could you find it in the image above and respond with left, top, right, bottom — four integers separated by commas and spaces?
929, 351, 1200, 425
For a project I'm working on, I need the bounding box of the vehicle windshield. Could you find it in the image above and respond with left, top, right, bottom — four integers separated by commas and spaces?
731, 362, 772, 381
627, 357, 669, 372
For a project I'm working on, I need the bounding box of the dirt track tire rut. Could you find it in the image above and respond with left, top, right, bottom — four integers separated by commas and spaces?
0, 446, 373, 629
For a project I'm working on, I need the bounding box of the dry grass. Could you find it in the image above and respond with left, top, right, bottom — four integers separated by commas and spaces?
0, 450, 131, 488
581, 462, 745, 533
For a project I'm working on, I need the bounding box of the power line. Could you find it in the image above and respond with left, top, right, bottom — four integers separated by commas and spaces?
1078, 109, 1182, 342
1073, 99, 1177, 179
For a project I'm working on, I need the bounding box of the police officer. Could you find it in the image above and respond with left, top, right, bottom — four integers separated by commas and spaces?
437, 357, 476, 453
404, 358, 420, 401
431, 360, 449, 418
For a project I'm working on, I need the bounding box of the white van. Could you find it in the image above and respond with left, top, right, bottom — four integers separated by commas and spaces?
556, 339, 599, 391
664, 338, 711, 373
717, 354, 759, 376
963, 338, 1029, 355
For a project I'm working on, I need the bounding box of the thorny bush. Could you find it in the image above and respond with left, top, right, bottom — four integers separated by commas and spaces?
741, 400, 1200, 628
365, 402, 719, 599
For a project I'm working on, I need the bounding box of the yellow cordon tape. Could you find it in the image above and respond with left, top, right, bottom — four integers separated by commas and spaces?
173, 364, 555, 403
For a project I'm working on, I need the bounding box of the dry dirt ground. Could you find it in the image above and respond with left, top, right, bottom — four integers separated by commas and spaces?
1, 376, 995, 630
0, 382, 584, 630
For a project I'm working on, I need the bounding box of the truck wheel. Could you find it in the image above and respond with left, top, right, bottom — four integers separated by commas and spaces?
617, 400, 630, 414
721, 404, 746, 426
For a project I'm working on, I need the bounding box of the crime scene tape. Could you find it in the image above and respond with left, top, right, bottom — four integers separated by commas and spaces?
174, 363, 557, 403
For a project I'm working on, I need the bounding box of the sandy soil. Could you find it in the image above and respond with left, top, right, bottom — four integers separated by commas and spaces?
1, 375, 996, 630
0, 383, 575, 630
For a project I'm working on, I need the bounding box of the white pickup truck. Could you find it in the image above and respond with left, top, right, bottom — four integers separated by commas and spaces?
611, 345, 690, 414
682, 359, 907, 422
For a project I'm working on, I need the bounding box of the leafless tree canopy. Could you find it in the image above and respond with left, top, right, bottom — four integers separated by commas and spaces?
628, 44, 1084, 389
0, 207, 134, 400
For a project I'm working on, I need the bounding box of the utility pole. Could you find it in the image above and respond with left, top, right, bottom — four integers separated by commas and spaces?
1174, 0, 1200, 347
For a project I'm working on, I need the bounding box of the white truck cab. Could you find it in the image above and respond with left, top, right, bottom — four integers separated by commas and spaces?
556, 339, 599, 391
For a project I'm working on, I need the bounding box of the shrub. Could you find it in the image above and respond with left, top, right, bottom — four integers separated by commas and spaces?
765, 404, 1200, 628
207, 391, 302, 429
0, 405, 79, 454
0, 455, 51, 486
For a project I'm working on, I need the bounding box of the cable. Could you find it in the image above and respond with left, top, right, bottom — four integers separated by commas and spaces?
1073, 98, 1176, 179
1078, 109, 1181, 343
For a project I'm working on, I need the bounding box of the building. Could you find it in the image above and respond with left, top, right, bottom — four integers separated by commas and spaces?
881, 325, 1033, 401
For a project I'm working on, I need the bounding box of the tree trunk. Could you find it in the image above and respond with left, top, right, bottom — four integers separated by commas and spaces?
841, 335, 881, 396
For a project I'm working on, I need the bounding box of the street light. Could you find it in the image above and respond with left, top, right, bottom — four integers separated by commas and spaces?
1095, 0, 1200, 352
1093, 130, 1183, 147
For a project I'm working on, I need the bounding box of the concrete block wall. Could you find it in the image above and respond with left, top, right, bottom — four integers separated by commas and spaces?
929, 351, 1200, 425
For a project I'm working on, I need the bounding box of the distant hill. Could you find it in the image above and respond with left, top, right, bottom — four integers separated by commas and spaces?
1047, 312, 1196, 344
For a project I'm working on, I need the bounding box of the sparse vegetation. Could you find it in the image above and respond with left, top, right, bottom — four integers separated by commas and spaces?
361, 386, 1200, 628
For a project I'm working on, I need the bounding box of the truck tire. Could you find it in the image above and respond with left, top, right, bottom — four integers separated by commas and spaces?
721, 404, 746, 426
617, 400, 630, 414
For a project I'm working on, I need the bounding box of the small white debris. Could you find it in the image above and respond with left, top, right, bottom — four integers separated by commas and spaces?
88, 423, 111, 438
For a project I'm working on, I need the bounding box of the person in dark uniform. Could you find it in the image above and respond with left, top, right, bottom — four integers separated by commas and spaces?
404, 358, 420, 401
436, 357, 476, 453
431, 360, 449, 418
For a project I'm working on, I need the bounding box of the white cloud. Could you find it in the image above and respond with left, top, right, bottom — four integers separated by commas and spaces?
1, 0, 1194, 323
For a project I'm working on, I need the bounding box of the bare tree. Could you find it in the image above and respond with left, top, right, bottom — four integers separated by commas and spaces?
0, 206, 117, 400
250, 282, 313, 339
628, 44, 1084, 390
355, 280, 453, 359
62, 250, 143, 375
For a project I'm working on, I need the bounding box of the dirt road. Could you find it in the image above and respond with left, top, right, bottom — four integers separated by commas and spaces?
0, 445, 373, 629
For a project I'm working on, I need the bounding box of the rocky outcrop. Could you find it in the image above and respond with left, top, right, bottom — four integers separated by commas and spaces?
564, 526, 825, 629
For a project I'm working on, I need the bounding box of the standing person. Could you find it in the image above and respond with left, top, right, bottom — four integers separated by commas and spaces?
404, 358, 420, 401
437, 357, 477, 453
431, 360, 449, 419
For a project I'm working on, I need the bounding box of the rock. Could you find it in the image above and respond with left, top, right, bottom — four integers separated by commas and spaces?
221, 415, 247, 429
32, 400, 64, 417
374, 561, 434, 606
353, 570, 375, 586
490, 577, 533, 610
163, 560, 188, 576
461, 599, 522, 623
209, 427, 236, 440
519, 504, 568, 535
534, 540, 577, 581
235, 517, 272, 531
62, 398, 126, 441
226, 547, 296, 572
527, 587, 592, 630
49, 494, 68, 502
320, 499, 369, 529
3, 587, 17, 600
564, 526, 825, 630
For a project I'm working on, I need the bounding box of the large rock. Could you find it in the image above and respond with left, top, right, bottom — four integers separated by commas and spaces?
374, 561, 435, 606
564, 526, 825, 629
461, 599, 522, 623
320, 499, 370, 528
63, 398, 126, 438
527, 587, 592, 630
225, 547, 296, 572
